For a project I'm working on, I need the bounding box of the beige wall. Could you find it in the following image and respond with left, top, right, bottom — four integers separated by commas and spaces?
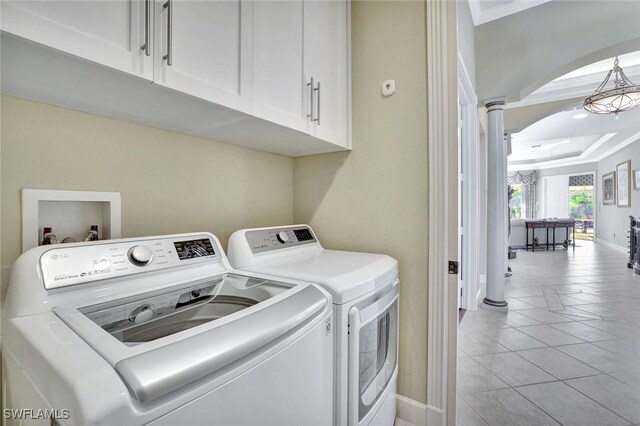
0, 95, 294, 304
294, 0, 428, 403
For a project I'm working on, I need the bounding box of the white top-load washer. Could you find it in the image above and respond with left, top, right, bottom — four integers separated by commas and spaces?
227, 225, 399, 426
2, 232, 334, 426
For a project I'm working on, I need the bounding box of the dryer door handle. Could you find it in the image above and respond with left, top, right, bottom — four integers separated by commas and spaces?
356, 281, 399, 324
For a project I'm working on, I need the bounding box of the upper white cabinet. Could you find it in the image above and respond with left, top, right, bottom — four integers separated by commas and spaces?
0, 0, 153, 80
304, 0, 348, 147
154, 0, 253, 113
252, 1, 307, 133
252, 0, 349, 147
0, 0, 350, 156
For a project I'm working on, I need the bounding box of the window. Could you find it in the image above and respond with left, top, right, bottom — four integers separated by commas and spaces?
569, 186, 594, 220
509, 184, 522, 219
507, 171, 537, 219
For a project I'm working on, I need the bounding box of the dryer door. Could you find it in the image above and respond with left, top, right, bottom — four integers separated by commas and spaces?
347, 282, 399, 425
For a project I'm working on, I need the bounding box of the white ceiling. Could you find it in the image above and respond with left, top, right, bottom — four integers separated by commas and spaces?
509, 135, 600, 163
468, 1, 640, 170
508, 51, 640, 170
468, 0, 552, 26
508, 51, 640, 109
556, 51, 640, 81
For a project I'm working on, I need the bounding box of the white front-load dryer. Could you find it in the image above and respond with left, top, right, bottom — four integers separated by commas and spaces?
2, 233, 334, 426
228, 225, 399, 426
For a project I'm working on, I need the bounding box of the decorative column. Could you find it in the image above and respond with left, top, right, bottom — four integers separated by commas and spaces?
484, 98, 508, 310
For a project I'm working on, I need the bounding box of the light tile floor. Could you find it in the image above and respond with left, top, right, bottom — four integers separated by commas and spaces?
457, 241, 640, 426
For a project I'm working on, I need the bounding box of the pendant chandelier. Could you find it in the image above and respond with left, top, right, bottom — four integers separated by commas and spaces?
583, 56, 640, 116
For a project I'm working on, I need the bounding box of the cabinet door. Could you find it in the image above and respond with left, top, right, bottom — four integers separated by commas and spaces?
0, 0, 152, 80
154, 0, 253, 113
253, 1, 307, 132
304, 0, 348, 147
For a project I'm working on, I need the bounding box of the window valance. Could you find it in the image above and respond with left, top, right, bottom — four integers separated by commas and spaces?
507, 171, 537, 185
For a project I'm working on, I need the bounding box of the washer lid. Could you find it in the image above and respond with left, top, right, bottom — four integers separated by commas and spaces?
55, 274, 329, 403
243, 250, 398, 304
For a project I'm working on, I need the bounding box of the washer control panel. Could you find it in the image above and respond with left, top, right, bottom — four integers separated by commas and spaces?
40, 235, 219, 290
245, 226, 317, 254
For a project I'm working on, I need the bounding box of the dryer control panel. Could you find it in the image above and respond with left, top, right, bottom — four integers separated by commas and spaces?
245, 226, 317, 254
40, 235, 219, 290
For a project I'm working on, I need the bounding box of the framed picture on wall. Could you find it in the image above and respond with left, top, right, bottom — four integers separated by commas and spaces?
617, 160, 631, 207
603, 171, 616, 205
634, 170, 640, 190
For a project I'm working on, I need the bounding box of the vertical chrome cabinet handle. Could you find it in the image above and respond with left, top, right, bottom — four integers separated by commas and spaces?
163, 0, 172, 66
307, 77, 315, 122
314, 81, 321, 125
141, 0, 150, 56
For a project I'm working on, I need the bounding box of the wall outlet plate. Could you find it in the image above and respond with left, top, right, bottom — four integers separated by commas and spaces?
382, 80, 396, 97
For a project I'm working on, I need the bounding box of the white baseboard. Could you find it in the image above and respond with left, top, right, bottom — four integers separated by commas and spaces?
396, 394, 427, 425
596, 238, 627, 254
475, 274, 486, 310
426, 404, 444, 425
473, 288, 482, 311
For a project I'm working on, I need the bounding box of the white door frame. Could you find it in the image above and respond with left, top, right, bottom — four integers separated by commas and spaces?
457, 51, 480, 312
426, 0, 458, 425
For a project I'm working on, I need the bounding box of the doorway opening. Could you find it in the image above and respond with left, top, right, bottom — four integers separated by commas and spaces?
569, 175, 595, 241
457, 54, 480, 313
541, 172, 596, 241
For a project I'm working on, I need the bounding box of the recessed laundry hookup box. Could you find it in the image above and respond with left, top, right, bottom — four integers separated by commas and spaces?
21, 189, 121, 252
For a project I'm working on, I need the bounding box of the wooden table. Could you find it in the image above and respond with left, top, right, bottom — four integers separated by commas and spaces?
525, 220, 576, 252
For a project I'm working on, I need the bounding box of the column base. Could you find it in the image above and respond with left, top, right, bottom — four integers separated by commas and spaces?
482, 297, 508, 312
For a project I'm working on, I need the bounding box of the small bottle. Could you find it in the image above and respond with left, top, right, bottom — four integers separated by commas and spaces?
84, 225, 99, 242
91, 225, 99, 240
43, 227, 60, 245
42, 227, 52, 245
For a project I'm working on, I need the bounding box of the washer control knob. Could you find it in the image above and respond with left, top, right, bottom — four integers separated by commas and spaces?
129, 245, 154, 266
276, 231, 289, 244
133, 307, 154, 324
